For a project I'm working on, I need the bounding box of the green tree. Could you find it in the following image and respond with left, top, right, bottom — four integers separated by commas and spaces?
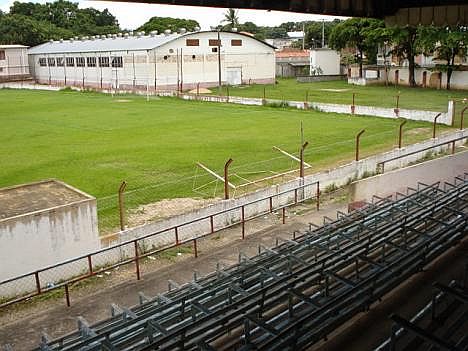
329, 18, 385, 78
221, 8, 239, 31
419, 25, 468, 90
137, 16, 199, 33
304, 19, 341, 48
386, 26, 425, 87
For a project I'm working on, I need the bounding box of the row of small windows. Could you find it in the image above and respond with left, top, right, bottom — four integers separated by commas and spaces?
38, 56, 122, 68
186, 39, 242, 47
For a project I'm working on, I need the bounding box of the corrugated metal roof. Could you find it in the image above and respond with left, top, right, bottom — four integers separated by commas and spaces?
0, 45, 29, 49
28, 31, 276, 55
28, 33, 181, 54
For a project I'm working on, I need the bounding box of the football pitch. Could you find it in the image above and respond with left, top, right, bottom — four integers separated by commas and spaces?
0, 88, 453, 231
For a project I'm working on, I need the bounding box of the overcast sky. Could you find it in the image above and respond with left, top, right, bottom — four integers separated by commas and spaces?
0, 0, 343, 30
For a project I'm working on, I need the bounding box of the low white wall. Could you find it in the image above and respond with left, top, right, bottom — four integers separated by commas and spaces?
179, 93, 452, 125
0, 199, 100, 296
348, 151, 468, 202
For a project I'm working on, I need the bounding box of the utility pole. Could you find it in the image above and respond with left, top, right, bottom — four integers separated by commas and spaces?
302, 22, 305, 50
217, 30, 222, 95
321, 20, 325, 48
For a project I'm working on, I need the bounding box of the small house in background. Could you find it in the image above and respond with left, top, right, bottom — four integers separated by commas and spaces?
309, 48, 341, 76
0, 45, 30, 82
276, 48, 310, 77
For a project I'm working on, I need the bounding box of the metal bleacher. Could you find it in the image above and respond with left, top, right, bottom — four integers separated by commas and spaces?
33, 175, 467, 350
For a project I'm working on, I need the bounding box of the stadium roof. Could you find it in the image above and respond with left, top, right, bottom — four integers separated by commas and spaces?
108, 1, 467, 25
28, 30, 275, 55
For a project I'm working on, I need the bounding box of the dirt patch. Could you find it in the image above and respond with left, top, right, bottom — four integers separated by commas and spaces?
127, 197, 219, 227
319, 88, 350, 92
188, 88, 212, 94
407, 127, 430, 135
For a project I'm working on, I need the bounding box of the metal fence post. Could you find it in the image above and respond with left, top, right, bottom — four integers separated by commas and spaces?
432, 113, 442, 139
394, 93, 400, 117
134, 240, 141, 280
118, 181, 127, 231
241, 205, 245, 239
398, 120, 406, 149
351, 93, 356, 114
316, 182, 320, 211
224, 158, 233, 200
355, 129, 366, 161
64, 284, 71, 307
300, 141, 309, 178
461, 106, 467, 130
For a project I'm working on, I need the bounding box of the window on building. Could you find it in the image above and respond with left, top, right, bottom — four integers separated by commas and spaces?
209, 39, 221, 46
231, 39, 242, 46
76, 57, 85, 67
99, 57, 109, 67
39, 58, 47, 66
66, 57, 75, 67
186, 39, 199, 46
0, 68, 3, 72
163, 55, 168, 60
56, 57, 64, 66
0, 50, 5, 60
192, 55, 196, 60
111, 56, 123, 67
87, 57, 96, 67
211, 47, 218, 53
47, 57, 56, 66
169, 49, 174, 54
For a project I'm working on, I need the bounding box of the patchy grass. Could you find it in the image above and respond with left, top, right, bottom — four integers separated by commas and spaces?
0, 88, 454, 231
222, 78, 467, 114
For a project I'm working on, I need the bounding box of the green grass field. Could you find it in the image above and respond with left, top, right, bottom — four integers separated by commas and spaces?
0, 88, 454, 232
222, 78, 467, 113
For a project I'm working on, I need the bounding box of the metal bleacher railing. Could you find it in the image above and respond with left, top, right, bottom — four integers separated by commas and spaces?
376, 265, 468, 350
27, 174, 467, 350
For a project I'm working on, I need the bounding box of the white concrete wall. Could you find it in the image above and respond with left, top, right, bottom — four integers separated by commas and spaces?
179, 93, 452, 125
348, 151, 468, 202
310, 49, 340, 75
28, 32, 275, 91
0, 199, 100, 295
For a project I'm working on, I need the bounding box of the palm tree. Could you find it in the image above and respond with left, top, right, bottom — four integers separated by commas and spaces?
222, 8, 239, 30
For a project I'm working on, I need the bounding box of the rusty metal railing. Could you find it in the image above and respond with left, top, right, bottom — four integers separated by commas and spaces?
376, 135, 467, 174
0, 180, 320, 310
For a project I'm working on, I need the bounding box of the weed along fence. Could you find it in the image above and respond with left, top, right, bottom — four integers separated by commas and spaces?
177, 92, 455, 125
0, 180, 319, 308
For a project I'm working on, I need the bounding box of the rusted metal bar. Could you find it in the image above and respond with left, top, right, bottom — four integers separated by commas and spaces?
226, 85, 229, 102
461, 106, 467, 130
432, 113, 442, 138
316, 182, 320, 211
398, 120, 407, 149
175, 227, 179, 245
355, 129, 366, 161
299, 141, 309, 178
64, 284, 70, 307
451, 141, 456, 154
224, 158, 234, 200
210, 216, 214, 233
269, 197, 273, 213
351, 93, 356, 114
118, 181, 127, 231
87, 255, 93, 275
241, 206, 245, 239
282, 207, 286, 224
134, 241, 141, 281
193, 239, 198, 258
35, 272, 41, 294
294, 189, 298, 204
196, 82, 200, 97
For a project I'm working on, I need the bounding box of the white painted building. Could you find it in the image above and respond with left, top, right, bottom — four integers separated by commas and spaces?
0, 45, 30, 82
28, 30, 276, 92
309, 48, 341, 75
